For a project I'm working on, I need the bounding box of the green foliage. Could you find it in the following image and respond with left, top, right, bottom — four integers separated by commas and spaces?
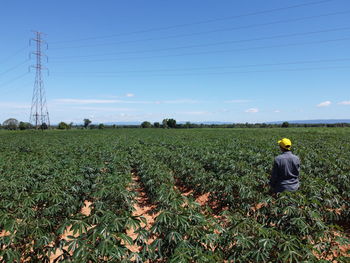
141, 121, 152, 128
167, 118, 177, 128
282, 121, 290, 128
19, 122, 33, 130
58, 122, 70, 130
83, 118, 91, 128
161, 118, 177, 128
40, 122, 48, 130
0, 128, 349, 262
162, 119, 168, 128
2, 118, 19, 130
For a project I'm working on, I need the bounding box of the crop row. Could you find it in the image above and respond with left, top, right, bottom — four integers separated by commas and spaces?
0, 128, 349, 262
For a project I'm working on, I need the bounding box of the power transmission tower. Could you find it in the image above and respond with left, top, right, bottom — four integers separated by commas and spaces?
29, 31, 50, 129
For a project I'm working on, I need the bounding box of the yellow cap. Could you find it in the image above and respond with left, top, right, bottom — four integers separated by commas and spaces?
278, 138, 292, 150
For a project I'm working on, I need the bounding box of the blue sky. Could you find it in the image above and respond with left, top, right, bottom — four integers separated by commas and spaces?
1, 0, 350, 124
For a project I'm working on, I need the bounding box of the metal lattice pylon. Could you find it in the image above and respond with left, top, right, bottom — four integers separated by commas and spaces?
29, 31, 50, 129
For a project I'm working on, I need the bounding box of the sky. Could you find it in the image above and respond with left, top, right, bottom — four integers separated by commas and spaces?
1, 0, 350, 124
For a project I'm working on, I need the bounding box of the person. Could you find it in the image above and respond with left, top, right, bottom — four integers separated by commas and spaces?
269, 138, 300, 193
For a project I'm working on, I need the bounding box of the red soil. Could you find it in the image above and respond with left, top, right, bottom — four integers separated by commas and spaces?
0, 230, 11, 237
125, 173, 158, 253
49, 200, 93, 262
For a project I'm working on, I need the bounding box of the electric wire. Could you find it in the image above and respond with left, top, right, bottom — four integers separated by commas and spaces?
0, 59, 30, 77
0, 46, 28, 64
52, 58, 350, 75
1, 81, 33, 96
0, 72, 30, 88
50, 27, 350, 60
50, 10, 350, 50
52, 65, 350, 78
50, 0, 335, 44
49, 36, 350, 63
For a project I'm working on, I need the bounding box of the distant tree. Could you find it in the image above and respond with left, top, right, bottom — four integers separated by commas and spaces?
58, 122, 69, 130
40, 123, 48, 130
98, 123, 105, 129
83, 118, 91, 128
69, 122, 74, 129
19, 122, 25, 130
184, 122, 191, 128
112, 124, 116, 129
153, 122, 160, 128
281, 121, 290, 128
162, 119, 168, 128
141, 121, 152, 128
89, 124, 96, 129
3, 118, 19, 130
167, 118, 177, 128
19, 122, 33, 130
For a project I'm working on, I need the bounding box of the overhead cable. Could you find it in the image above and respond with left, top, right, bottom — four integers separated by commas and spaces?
0, 59, 29, 77
0, 72, 30, 88
50, 27, 350, 59
50, 37, 350, 63
50, 10, 350, 50
50, 0, 335, 44
52, 57, 350, 75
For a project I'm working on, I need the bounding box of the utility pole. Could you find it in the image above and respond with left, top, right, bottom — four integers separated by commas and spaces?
29, 31, 50, 129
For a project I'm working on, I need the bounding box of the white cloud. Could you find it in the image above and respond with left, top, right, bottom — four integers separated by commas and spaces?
225, 99, 251, 103
338, 101, 350, 105
54, 99, 119, 104
161, 99, 198, 104
245, 108, 259, 113
101, 93, 135, 99
0, 102, 30, 109
178, 111, 209, 115
72, 106, 135, 112
53, 98, 153, 105
317, 101, 332, 107
274, 110, 281, 113
53, 98, 198, 105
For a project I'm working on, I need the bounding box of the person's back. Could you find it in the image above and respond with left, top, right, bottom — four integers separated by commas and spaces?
270, 138, 300, 193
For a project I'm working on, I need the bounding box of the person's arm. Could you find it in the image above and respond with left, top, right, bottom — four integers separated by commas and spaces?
269, 159, 279, 187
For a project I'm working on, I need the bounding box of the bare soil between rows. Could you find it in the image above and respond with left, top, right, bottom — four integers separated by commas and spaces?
125, 171, 159, 253
1, 172, 349, 262
49, 200, 93, 262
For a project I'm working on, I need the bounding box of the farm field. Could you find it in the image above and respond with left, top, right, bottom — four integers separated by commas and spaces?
0, 128, 349, 262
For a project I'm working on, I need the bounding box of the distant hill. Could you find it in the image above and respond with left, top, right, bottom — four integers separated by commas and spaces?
268, 119, 350, 124
100, 119, 350, 126
104, 121, 234, 125
104, 121, 140, 125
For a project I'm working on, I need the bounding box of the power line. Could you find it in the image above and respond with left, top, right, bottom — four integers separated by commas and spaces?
0, 59, 29, 77
50, 0, 335, 44
0, 46, 28, 64
52, 65, 350, 78
150, 65, 350, 77
50, 36, 350, 63
1, 81, 33, 96
50, 26, 350, 59
0, 72, 30, 88
50, 10, 350, 50
52, 58, 350, 75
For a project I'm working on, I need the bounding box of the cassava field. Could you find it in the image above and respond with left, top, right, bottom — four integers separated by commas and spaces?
0, 128, 349, 262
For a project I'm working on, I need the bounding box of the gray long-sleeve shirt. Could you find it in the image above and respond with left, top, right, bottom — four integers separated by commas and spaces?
270, 151, 300, 193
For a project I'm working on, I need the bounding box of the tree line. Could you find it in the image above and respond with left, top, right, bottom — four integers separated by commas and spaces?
1, 118, 350, 130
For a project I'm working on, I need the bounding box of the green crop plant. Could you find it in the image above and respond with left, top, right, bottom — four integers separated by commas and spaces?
0, 128, 349, 262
